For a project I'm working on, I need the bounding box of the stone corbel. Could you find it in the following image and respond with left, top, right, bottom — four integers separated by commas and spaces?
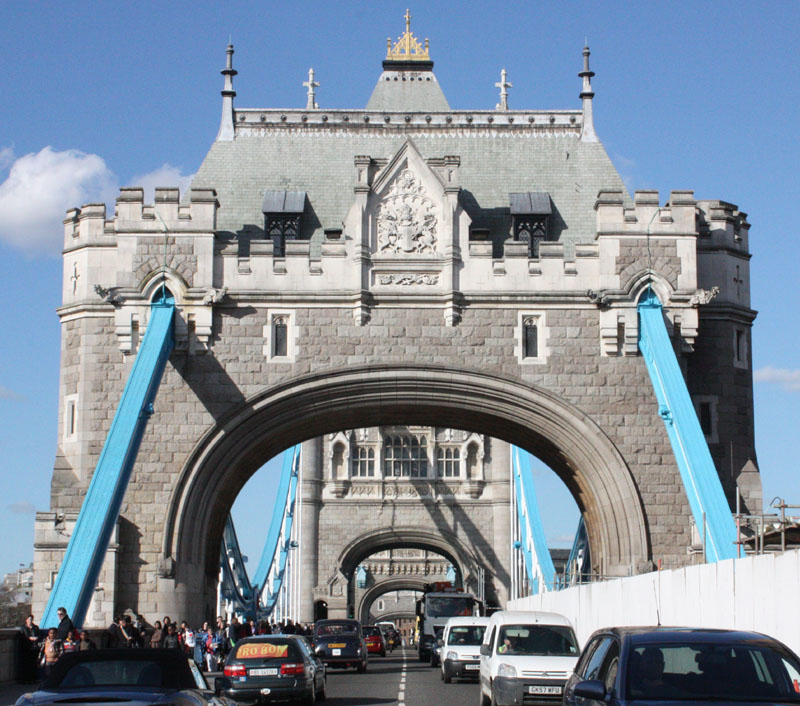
202, 286, 228, 305
157, 556, 175, 579
94, 284, 122, 306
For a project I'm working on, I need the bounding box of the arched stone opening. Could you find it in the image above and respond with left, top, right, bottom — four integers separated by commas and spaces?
357, 576, 428, 625
163, 364, 649, 620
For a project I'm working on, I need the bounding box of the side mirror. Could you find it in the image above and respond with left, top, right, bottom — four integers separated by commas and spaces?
214, 676, 233, 695
573, 679, 607, 700
480, 644, 491, 656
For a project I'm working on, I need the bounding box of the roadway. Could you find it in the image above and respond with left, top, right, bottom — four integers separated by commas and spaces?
324, 647, 478, 706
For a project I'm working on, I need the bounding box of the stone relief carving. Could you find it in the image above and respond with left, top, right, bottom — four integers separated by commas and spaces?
202, 286, 228, 305
377, 169, 438, 255
377, 273, 439, 286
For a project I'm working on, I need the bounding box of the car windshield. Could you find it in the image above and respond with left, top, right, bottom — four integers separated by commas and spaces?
447, 625, 486, 646
316, 622, 357, 637
496, 625, 579, 656
627, 642, 800, 701
426, 596, 473, 618
363, 627, 382, 637
57, 659, 190, 689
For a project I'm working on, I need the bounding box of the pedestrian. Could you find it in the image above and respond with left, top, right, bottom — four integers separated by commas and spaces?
38, 628, 62, 680
55, 607, 75, 642
78, 630, 96, 650
20, 614, 40, 682
124, 615, 142, 647
205, 624, 221, 671
161, 623, 181, 650
149, 620, 164, 648
180, 620, 196, 657
108, 615, 134, 648
133, 615, 149, 646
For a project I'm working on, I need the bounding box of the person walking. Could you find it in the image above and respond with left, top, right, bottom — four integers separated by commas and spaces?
20, 615, 40, 682
78, 630, 97, 650
55, 608, 75, 642
38, 628, 62, 680
161, 623, 181, 650
149, 621, 164, 648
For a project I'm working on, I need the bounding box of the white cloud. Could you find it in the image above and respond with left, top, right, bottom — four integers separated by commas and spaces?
754, 367, 800, 392
127, 164, 194, 204
0, 146, 14, 171
0, 147, 117, 256
0, 386, 24, 401
8, 502, 36, 515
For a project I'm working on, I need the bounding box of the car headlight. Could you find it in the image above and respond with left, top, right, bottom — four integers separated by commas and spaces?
446, 651, 458, 661
497, 663, 517, 678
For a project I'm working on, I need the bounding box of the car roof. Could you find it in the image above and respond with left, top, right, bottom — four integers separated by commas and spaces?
589, 626, 781, 645
488, 611, 574, 627
315, 618, 360, 625
444, 616, 491, 627
235, 635, 303, 642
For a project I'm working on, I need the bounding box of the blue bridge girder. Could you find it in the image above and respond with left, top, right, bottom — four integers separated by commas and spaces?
41, 296, 175, 628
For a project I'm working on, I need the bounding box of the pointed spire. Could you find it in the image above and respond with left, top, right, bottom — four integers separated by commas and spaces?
579, 44, 598, 142
303, 68, 320, 110
216, 43, 238, 142
495, 68, 512, 111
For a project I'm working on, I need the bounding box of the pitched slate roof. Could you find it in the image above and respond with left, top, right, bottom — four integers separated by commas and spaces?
191, 119, 629, 252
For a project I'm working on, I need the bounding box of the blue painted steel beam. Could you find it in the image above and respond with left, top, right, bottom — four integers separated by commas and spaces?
251, 446, 299, 593
41, 298, 174, 628
261, 447, 300, 616
220, 516, 256, 616
513, 447, 556, 594
638, 290, 737, 562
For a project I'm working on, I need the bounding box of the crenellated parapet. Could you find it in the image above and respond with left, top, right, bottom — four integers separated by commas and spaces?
60, 187, 220, 353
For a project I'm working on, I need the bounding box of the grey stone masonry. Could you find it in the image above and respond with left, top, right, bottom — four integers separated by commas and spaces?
36, 44, 759, 627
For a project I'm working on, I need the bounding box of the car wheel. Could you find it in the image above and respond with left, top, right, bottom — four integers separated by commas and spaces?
316, 677, 326, 702
479, 685, 491, 706
443, 669, 451, 684
490, 685, 500, 706
301, 685, 316, 706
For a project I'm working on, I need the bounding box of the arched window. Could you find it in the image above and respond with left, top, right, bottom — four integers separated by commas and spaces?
384, 435, 428, 477
352, 446, 376, 477
331, 442, 345, 480
436, 447, 461, 477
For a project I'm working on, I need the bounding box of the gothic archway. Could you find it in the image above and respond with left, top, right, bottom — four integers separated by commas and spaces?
163, 364, 649, 620
357, 576, 427, 625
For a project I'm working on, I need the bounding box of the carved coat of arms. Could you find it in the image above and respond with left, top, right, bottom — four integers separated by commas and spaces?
376, 170, 437, 255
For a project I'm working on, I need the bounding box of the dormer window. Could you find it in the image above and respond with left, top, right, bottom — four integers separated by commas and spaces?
262, 190, 306, 257
510, 192, 551, 257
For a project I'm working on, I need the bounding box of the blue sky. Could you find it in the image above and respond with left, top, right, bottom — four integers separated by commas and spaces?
1, 1, 799, 580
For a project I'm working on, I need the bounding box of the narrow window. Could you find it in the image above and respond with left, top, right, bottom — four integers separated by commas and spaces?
735, 329, 745, 363
273, 317, 288, 357
67, 401, 76, 436
523, 318, 538, 359
617, 321, 625, 355
699, 402, 713, 437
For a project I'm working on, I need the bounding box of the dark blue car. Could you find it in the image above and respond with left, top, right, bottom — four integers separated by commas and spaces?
564, 627, 800, 706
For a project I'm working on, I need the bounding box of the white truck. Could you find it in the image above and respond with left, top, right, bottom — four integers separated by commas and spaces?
415, 585, 483, 662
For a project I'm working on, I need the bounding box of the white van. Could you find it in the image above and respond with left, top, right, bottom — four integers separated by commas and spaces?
439, 616, 491, 683
479, 610, 580, 706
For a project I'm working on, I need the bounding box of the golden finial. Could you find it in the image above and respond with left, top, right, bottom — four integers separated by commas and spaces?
385, 9, 430, 61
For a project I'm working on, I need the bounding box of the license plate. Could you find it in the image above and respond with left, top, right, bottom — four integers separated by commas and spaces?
328, 643, 346, 648
464, 664, 480, 671
332, 649, 341, 656
260, 688, 271, 695
250, 668, 278, 676
529, 686, 562, 695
